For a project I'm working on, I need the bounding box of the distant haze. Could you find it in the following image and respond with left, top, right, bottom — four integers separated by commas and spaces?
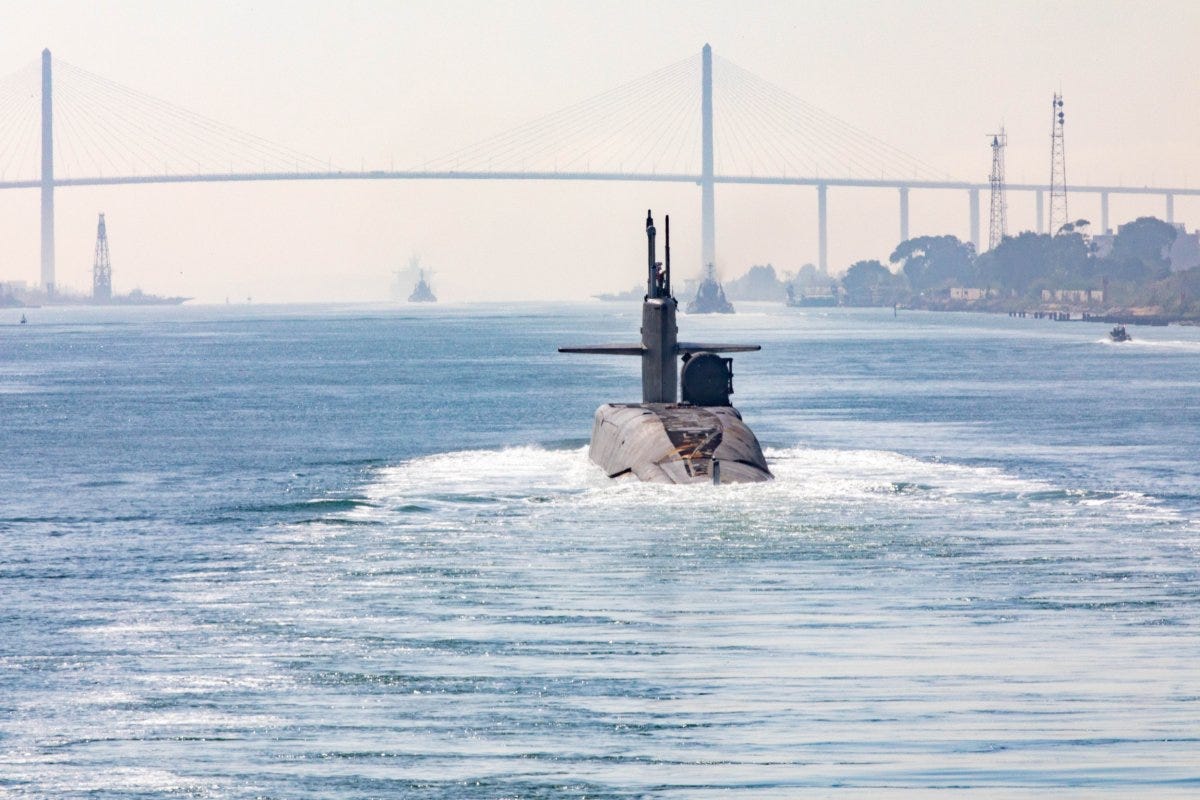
1, 0, 1197, 302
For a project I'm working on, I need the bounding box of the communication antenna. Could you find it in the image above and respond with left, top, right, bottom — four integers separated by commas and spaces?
987, 127, 1007, 250
92, 213, 112, 301
1048, 93, 1068, 235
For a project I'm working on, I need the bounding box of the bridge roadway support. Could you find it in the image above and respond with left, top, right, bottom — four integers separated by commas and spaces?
1166, 193, 1175, 224
1036, 190, 1044, 234
817, 183, 828, 273
700, 44, 715, 269
899, 187, 909, 243
1101, 192, 1110, 234
968, 188, 980, 251
40, 48, 55, 294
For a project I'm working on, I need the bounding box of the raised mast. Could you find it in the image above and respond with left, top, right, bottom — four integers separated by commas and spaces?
640, 210, 678, 402
664, 215, 671, 296
559, 210, 759, 405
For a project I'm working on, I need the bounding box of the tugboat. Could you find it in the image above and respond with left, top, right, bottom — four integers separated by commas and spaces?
686, 262, 735, 314
1109, 323, 1131, 342
408, 268, 437, 303
560, 211, 771, 484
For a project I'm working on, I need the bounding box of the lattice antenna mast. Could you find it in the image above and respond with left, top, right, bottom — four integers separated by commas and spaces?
1048, 93, 1068, 235
987, 127, 1007, 250
92, 213, 112, 301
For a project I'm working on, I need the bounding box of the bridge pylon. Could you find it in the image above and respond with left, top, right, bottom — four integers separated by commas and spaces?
40, 48, 55, 294
700, 44, 715, 271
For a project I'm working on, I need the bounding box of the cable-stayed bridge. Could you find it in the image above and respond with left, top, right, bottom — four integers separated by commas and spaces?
0, 46, 1194, 293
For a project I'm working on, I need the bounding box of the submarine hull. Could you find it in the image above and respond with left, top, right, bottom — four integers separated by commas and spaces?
588, 403, 772, 484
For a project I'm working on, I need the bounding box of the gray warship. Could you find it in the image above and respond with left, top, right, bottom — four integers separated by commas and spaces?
408, 269, 437, 303
560, 212, 772, 484
686, 262, 735, 314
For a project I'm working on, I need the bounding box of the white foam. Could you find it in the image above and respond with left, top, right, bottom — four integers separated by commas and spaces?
359, 445, 604, 506
1097, 337, 1200, 351
350, 444, 1172, 531
0, 763, 211, 793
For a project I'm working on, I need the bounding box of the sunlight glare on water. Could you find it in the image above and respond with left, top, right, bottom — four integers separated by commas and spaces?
1, 304, 1198, 797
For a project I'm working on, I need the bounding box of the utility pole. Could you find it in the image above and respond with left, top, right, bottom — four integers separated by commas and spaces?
1048, 93, 1068, 235
987, 127, 1007, 250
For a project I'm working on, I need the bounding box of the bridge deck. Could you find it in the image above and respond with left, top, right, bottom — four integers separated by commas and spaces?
1, 170, 1194, 196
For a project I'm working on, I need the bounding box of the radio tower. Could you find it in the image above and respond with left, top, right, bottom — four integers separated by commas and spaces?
987, 127, 1007, 250
1048, 93, 1068, 235
92, 213, 112, 301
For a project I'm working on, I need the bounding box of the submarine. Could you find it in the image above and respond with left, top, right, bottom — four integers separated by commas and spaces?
560, 211, 772, 484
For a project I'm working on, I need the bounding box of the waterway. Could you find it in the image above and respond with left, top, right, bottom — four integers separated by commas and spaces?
1, 303, 1197, 797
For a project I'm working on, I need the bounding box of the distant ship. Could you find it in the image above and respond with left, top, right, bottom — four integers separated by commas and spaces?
29, 290, 189, 306
786, 284, 838, 307
593, 285, 644, 302
105, 288, 189, 306
408, 269, 437, 303
560, 211, 771, 484
686, 262, 734, 314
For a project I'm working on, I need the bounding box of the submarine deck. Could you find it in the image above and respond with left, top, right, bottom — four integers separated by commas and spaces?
588, 402, 772, 484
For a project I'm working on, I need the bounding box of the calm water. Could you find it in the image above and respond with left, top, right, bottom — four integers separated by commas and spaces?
1, 302, 1198, 798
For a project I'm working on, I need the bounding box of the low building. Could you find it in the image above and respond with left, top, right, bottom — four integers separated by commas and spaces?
1041, 288, 1104, 304
949, 287, 990, 301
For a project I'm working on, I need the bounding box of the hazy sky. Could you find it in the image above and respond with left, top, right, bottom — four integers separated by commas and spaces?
1, 0, 1198, 302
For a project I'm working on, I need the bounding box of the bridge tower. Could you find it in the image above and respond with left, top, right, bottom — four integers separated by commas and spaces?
1048, 93, 1068, 235
40, 48, 55, 294
700, 43, 715, 271
987, 127, 1007, 250
92, 214, 112, 301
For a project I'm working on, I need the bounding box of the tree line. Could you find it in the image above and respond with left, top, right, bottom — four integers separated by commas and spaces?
839, 216, 1186, 309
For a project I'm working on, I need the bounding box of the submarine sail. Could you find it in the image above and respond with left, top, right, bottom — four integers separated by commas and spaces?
560, 211, 772, 484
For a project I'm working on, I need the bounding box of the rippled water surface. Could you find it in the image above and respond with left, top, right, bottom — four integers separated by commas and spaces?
2, 303, 1198, 797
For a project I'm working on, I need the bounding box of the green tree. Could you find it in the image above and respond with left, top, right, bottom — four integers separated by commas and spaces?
842, 259, 903, 305
725, 263, 786, 301
794, 262, 828, 285
1049, 230, 1093, 285
1098, 216, 1177, 284
977, 232, 1050, 293
889, 235, 976, 292
977, 231, 1091, 295
1056, 218, 1091, 236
